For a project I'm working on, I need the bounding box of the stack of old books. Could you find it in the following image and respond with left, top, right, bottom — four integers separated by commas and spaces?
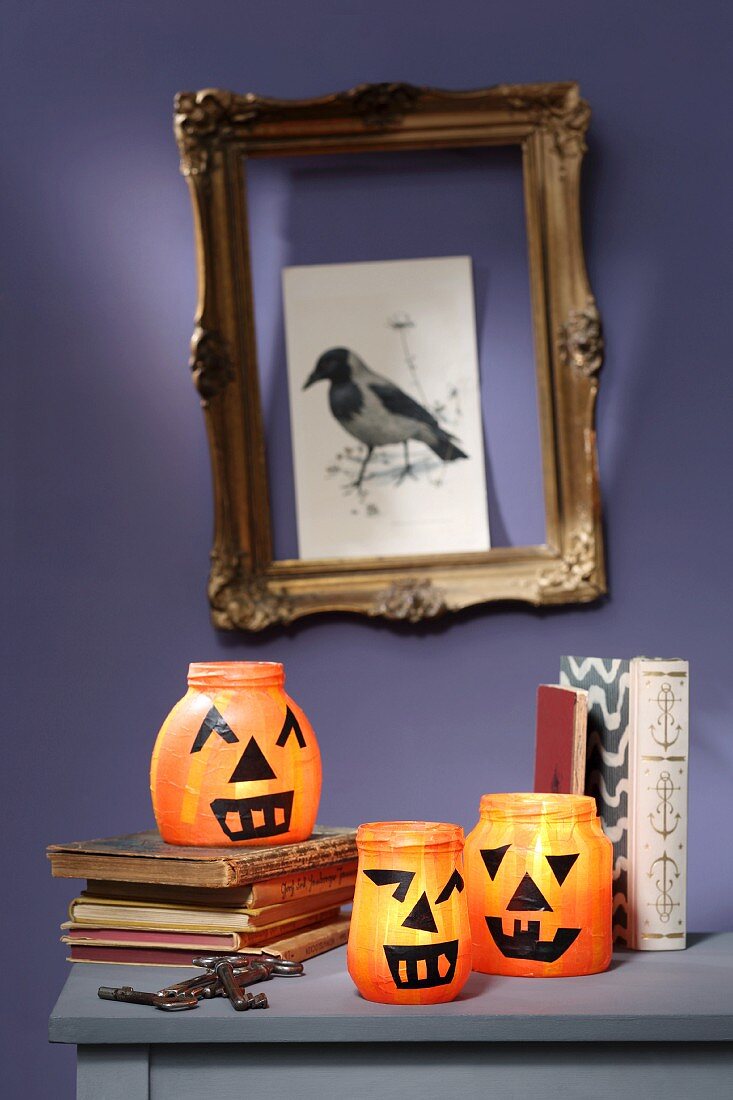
47, 826, 356, 966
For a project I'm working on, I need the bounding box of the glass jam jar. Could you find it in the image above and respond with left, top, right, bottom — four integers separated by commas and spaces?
150, 662, 321, 847
348, 821, 472, 1005
464, 794, 612, 977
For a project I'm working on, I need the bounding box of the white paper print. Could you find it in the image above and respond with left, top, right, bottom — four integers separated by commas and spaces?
283, 257, 490, 560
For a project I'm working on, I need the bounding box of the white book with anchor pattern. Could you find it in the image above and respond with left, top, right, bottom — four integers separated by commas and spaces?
627, 657, 689, 951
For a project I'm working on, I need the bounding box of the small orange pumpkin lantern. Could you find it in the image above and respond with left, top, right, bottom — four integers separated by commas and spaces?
464, 794, 612, 977
150, 662, 321, 847
348, 821, 471, 1005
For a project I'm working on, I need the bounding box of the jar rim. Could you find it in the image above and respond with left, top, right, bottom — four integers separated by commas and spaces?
357, 820, 464, 849
187, 661, 285, 687
479, 793, 597, 821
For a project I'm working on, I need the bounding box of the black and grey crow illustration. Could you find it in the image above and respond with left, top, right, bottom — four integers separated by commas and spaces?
303, 347, 468, 488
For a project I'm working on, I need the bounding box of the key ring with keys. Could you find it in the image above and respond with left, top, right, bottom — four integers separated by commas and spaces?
97, 952, 305, 1013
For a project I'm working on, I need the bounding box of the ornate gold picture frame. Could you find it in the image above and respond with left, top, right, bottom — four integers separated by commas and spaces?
175, 81, 605, 630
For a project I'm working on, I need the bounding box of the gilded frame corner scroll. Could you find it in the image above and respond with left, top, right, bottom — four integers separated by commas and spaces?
174, 81, 606, 630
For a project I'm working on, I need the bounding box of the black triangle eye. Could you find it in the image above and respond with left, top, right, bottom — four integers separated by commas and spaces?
435, 870, 464, 904
546, 853, 579, 885
275, 706, 307, 748
480, 844, 510, 880
228, 737, 276, 783
363, 868, 414, 902
190, 706, 239, 753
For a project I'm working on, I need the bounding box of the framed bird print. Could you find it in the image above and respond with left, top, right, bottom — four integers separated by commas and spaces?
174, 80, 606, 630
283, 257, 490, 560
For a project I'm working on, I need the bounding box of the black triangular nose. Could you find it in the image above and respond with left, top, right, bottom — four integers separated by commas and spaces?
506, 872, 553, 912
401, 891, 438, 933
228, 737, 276, 783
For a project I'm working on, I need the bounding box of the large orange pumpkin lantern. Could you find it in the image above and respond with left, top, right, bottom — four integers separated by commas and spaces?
464, 794, 612, 977
150, 662, 321, 847
348, 821, 471, 1005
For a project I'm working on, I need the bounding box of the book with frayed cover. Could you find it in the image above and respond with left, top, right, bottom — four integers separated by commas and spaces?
47, 826, 357, 888
64, 912, 352, 966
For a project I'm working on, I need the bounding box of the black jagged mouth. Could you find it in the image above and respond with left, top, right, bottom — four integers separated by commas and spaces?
485, 917, 580, 962
383, 940, 459, 989
210, 791, 294, 841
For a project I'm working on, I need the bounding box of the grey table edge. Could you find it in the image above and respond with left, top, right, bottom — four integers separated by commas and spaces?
51, 933, 733, 1100
50, 931, 733, 1046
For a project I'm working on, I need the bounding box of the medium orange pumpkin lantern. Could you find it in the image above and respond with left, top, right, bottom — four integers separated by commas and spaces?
150, 662, 321, 847
464, 794, 612, 977
348, 821, 471, 1005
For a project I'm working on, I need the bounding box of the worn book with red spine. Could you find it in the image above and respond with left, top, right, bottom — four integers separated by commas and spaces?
533, 684, 588, 794
65, 912, 351, 966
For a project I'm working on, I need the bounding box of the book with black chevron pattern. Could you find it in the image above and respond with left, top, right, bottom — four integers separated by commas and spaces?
560, 657, 630, 945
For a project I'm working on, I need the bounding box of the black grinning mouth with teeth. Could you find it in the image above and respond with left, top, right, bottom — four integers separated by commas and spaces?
486, 917, 580, 962
383, 940, 459, 989
210, 791, 294, 841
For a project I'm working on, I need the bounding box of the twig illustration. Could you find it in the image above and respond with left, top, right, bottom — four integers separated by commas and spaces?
387, 312, 431, 408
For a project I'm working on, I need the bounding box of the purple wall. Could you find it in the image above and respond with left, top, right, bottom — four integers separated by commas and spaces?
5, 2, 732, 1096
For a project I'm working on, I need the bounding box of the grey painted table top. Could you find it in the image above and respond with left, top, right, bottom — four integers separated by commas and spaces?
49, 932, 733, 1045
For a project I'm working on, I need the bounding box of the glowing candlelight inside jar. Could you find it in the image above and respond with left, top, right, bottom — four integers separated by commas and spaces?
464, 794, 612, 977
348, 821, 472, 1004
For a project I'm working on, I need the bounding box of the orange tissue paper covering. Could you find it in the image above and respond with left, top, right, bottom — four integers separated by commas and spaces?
150, 662, 321, 847
347, 821, 471, 1005
464, 793, 612, 977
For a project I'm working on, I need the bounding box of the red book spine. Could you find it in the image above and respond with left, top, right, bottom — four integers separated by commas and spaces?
68, 945, 202, 966
534, 685, 585, 794
65, 927, 236, 948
